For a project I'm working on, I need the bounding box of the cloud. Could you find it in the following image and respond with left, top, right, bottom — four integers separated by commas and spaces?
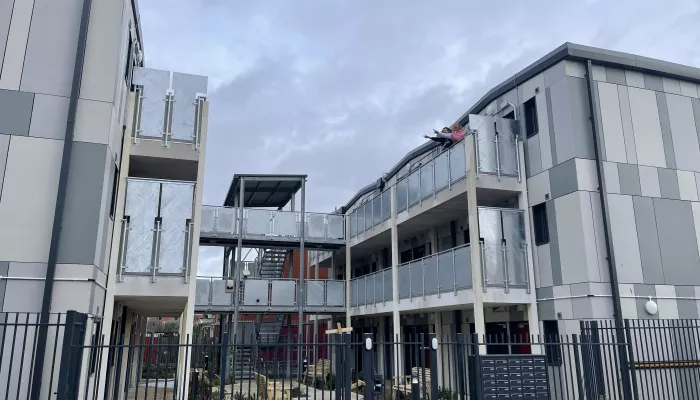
138, 0, 700, 276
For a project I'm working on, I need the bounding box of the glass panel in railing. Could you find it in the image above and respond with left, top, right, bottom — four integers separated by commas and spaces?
423, 256, 438, 295
470, 114, 498, 175
372, 195, 382, 226
211, 279, 232, 306
398, 265, 410, 299
383, 269, 393, 301
350, 279, 358, 306
131, 67, 169, 139
367, 274, 377, 304
357, 205, 365, 235
270, 280, 296, 306
502, 210, 527, 287
434, 152, 449, 191
408, 171, 421, 206
327, 214, 345, 239
124, 179, 160, 273
246, 209, 271, 236
410, 261, 422, 297
437, 251, 454, 294
217, 207, 237, 234
243, 279, 269, 305
449, 141, 467, 181
479, 208, 505, 286
349, 211, 357, 237
497, 118, 520, 176
200, 206, 217, 233
306, 281, 325, 306
171, 72, 208, 141
363, 202, 372, 231
397, 178, 408, 212
307, 213, 326, 239
381, 190, 391, 221
326, 281, 345, 306
420, 163, 434, 199
358, 276, 366, 306
195, 278, 212, 307
158, 182, 194, 273
374, 273, 383, 303
454, 246, 472, 289
274, 211, 298, 237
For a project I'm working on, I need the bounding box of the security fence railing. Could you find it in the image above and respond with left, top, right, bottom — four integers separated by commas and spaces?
200, 207, 345, 243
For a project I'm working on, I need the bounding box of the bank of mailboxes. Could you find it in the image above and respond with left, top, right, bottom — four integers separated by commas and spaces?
480, 355, 549, 399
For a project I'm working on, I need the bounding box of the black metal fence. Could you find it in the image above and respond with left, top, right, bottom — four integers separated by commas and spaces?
4, 313, 700, 399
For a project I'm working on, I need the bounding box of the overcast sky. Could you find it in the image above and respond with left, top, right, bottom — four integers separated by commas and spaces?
139, 0, 700, 276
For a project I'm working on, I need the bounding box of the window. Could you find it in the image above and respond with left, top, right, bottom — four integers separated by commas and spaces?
533, 203, 549, 245
109, 164, 119, 219
543, 321, 562, 366
524, 96, 539, 138
503, 110, 515, 119
124, 34, 133, 84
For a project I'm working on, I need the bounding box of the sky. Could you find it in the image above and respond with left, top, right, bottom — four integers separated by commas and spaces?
138, 0, 700, 276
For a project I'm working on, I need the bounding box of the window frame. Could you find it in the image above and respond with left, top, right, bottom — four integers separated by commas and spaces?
532, 202, 550, 246
524, 96, 539, 138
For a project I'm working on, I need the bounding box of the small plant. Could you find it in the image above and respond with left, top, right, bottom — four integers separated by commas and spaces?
233, 392, 257, 400
290, 386, 303, 398
437, 388, 456, 400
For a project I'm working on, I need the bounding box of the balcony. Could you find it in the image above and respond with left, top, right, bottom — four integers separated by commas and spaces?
128, 67, 208, 180
116, 178, 195, 288
348, 207, 530, 314
199, 206, 345, 249
194, 278, 346, 313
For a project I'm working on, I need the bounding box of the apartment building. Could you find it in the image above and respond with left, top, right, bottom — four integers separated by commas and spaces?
308, 43, 700, 372
0, 0, 208, 397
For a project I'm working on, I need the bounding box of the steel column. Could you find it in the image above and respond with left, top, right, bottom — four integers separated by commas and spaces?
232, 178, 245, 346
297, 177, 306, 378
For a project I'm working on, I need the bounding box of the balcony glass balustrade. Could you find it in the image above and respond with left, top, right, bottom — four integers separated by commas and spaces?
349, 207, 530, 307
200, 207, 345, 243
194, 277, 346, 312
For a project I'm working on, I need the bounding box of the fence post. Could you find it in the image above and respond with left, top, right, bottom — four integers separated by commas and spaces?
220, 330, 229, 397
56, 310, 88, 400
363, 333, 374, 400
428, 333, 438, 400
344, 333, 352, 400
623, 319, 639, 400
572, 335, 585, 400
455, 333, 466, 400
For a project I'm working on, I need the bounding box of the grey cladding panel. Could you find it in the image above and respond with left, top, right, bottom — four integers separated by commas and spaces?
545, 86, 558, 165
676, 286, 699, 318
632, 196, 664, 284
0, 262, 7, 311
693, 99, 700, 144
634, 284, 658, 319
0, 90, 34, 136
550, 78, 575, 163
568, 77, 595, 159
57, 142, 109, 265
0, 134, 9, 196
644, 74, 664, 91
618, 164, 641, 196
549, 159, 577, 199
658, 168, 680, 199
0, 1, 12, 72
606, 68, 627, 85
656, 92, 676, 169
653, 198, 700, 285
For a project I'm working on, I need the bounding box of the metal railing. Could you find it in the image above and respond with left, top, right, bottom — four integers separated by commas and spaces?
349, 244, 472, 307
348, 188, 391, 238
396, 139, 468, 213
195, 278, 346, 311
200, 207, 345, 242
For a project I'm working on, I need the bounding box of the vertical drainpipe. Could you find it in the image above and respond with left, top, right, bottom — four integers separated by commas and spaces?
30, 1, 93, 399
584, 60, 633, 399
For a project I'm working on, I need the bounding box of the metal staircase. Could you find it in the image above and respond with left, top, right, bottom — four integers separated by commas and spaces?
259, 248, 288, 278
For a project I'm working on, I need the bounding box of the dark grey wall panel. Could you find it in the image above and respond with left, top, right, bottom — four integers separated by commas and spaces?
549, 159, 578, 199
656, 92, 677, 169
658, 168, 681, 199
546, 200, 563, 286
568, 77, 596, 159
618, 164, 642, 196
654, 198, 700, 285
0, 89, 34, 136
545, 87, 558, 165
632, 196, 663, 284
606, 68, 627, 85
57, 142, 109, 265
675, 286, 699, 318
644, 74, 664, 92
